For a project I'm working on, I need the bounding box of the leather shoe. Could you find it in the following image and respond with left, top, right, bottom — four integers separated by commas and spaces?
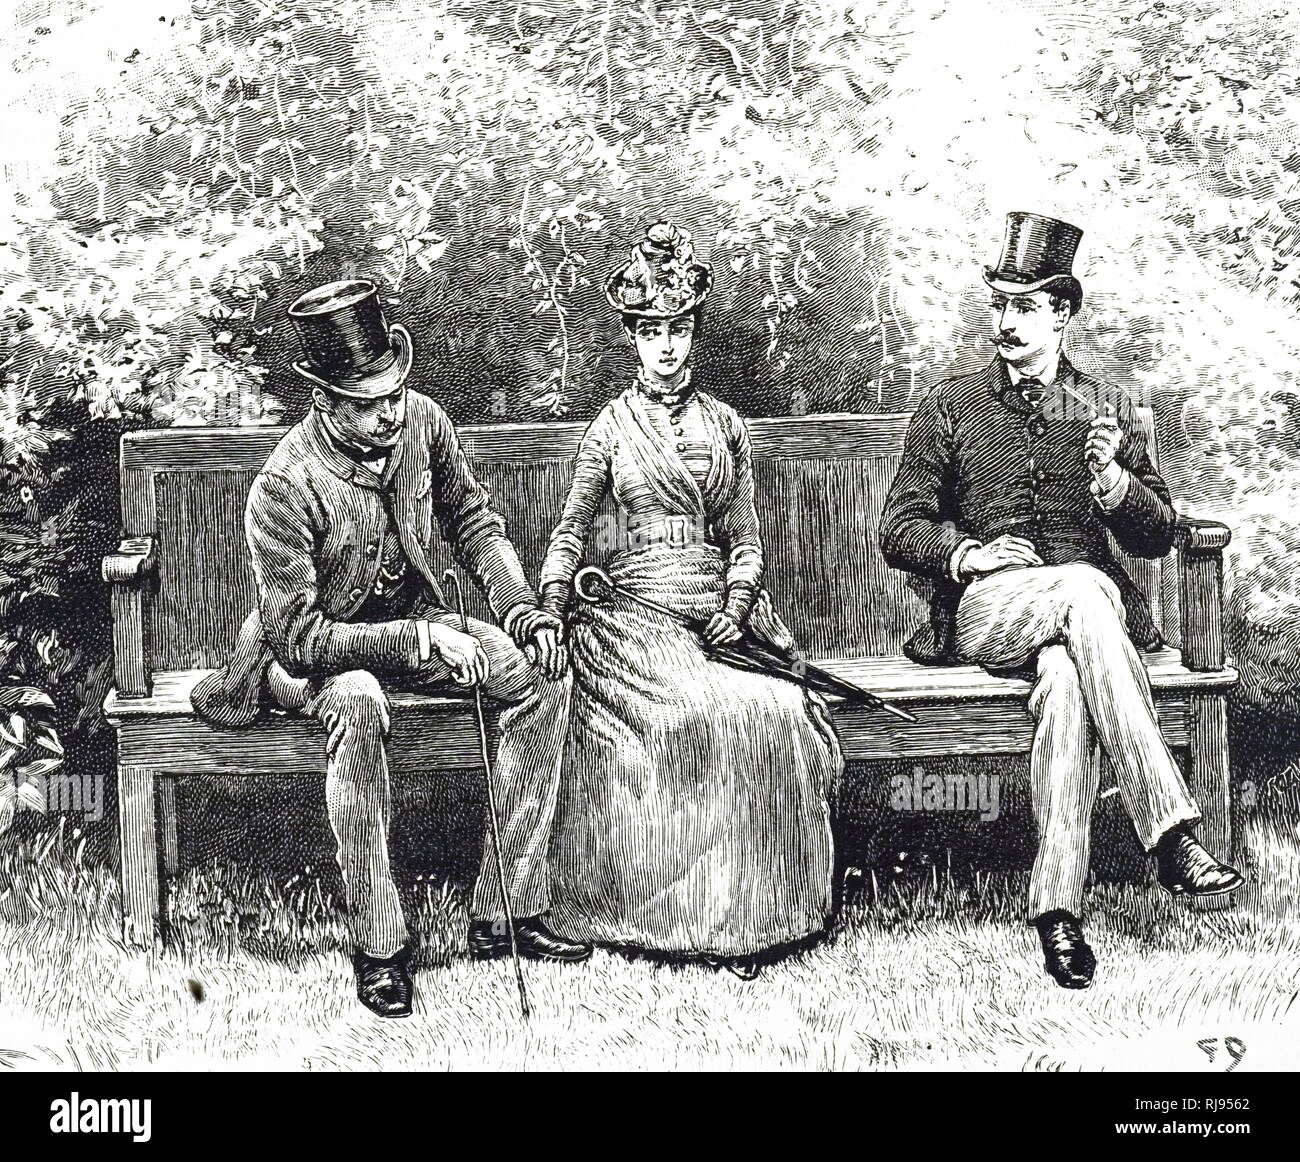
468, 917, 592, 963
1034, 910, 1096, 989
353, 948, 413, 1018
1154, 828, 1245, 898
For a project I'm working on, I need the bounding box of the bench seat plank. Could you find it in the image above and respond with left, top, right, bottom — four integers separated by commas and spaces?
103, 648, 1236, 719
103, 650, 1231, 772
816, 648, 1236, 701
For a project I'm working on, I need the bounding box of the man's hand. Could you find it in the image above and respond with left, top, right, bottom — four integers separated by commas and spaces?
961, 535, 1043, 579
426, 621, 490, 685
1085, 404, 1122, 474
703, 611, 743, 647
510, 607, 567, 679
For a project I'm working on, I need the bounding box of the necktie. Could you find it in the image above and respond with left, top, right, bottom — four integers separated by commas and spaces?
1018, 378, 1047, 409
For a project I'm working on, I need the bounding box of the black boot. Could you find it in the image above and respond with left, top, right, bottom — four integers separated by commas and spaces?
468, 917, 592, 963
352, 948, 413, 1018
1154, 827, 1245, 898
1034, 910, 1096, 990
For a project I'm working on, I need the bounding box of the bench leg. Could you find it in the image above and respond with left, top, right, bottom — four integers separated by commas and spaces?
159, 775, 180, 878
118, 765, 162, 949
1188, 694, 1235, 912
1189, 693, 1231, 858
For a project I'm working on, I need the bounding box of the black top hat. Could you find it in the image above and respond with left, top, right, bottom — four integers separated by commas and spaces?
288, 279, 412, 399
984, 212, 1083, 298
605, 221, 713, 320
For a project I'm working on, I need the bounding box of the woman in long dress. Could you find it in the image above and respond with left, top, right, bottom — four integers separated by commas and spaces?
538, 222, 843, 978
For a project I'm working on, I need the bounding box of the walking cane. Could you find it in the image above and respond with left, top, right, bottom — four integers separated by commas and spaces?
441, 569, 530, 1020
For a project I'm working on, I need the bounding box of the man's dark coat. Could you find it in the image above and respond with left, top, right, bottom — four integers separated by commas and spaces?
878, 356, 1178, 665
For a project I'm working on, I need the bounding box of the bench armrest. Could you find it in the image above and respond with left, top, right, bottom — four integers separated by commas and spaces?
1174, 517, 1230, 671
102, 537, 158, 697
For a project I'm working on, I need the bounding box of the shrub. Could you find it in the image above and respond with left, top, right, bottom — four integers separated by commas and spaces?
1, 0, 1299, 765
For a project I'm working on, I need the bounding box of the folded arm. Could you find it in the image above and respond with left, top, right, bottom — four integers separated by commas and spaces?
879, 388, 967, 582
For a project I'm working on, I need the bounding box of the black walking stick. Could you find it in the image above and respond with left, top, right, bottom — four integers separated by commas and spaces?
442, 569, 530, 1020
573, 565, 917, 723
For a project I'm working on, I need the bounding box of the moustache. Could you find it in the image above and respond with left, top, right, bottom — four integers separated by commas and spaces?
993, 332, 1026, 348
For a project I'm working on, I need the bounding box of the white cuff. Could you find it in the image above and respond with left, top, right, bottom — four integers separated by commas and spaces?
949, 538, 981, 583
415, 619, 432, 664
1090, 464, 1131, 511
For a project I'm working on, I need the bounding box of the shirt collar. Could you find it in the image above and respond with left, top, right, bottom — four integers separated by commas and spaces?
306, 409, 403, 490
990, 353, 1077, 415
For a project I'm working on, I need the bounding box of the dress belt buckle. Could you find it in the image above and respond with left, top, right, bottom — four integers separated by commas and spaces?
664, 515, 691, 548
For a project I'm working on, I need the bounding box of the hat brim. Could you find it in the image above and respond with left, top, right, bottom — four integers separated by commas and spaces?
983, 270, 1078, 298
605, 287, 710, 320
293, 324, 413, 398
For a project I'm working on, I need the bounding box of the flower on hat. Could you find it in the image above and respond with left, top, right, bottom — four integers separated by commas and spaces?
605, 221, 713, 318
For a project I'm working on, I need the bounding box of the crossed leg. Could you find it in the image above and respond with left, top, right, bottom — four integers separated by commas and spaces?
954, 563, 1201, 920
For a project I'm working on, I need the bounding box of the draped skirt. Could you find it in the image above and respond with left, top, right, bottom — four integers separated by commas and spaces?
547, 542, 842, 956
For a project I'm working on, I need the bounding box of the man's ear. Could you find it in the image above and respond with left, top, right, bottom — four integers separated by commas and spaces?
312, 387, 335, 414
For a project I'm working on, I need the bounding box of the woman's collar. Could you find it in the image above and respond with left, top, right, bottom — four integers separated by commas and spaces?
636, 365, 693, 408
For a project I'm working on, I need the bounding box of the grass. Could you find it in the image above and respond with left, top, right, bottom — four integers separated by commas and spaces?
1, 789, 1299, 1072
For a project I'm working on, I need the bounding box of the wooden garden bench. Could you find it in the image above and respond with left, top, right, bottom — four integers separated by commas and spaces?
102, 410, 1236, 947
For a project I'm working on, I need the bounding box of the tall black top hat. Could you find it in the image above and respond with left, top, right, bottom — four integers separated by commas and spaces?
605, 221, 713, 320
984, 212, 1083, 298
288, 279, 413, 398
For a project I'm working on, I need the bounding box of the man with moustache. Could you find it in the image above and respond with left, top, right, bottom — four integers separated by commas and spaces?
192, 280, 590, 1019
879, 213, 1243, 989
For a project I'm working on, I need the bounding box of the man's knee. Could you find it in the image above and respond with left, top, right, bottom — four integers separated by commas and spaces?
476, 627, 539, 704
312, 670, 391, 736
1056, 563, 1122, 616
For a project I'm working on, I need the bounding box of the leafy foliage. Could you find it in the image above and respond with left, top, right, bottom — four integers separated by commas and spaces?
1, 0, 1299, 746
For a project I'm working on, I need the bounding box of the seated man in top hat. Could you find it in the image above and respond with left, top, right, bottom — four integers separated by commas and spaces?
193, 279, 590, 1019
880, 212, 1243, 989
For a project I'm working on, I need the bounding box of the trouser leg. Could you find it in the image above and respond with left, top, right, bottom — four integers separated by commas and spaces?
301, 669, 407, 959
401, 612, 570, 924
956, 563, 1200, 853
1025, 645, 1098, 920
1053, 575, 1200, 848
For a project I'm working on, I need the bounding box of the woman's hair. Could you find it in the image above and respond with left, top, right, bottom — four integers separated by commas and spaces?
620, 306, 704, 341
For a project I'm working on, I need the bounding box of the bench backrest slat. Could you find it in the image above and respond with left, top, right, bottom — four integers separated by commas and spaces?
122, 409, 1167, 670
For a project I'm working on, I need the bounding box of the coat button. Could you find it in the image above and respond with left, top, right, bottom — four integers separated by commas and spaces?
1031, 421, 1046, 436
349, 587, 363, 602
366, 542, 379, 559
676, 441, 687, 451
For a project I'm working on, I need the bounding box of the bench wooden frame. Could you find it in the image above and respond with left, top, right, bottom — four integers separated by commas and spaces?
103, 413, 1236, 949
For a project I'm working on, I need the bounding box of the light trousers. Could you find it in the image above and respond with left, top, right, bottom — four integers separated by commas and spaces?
954, 563, 1200, 920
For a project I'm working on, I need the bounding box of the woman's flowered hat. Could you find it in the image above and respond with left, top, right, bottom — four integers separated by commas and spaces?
605, 221, 713, 319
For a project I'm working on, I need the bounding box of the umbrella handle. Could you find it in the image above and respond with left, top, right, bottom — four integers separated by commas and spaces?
574, 565, 615, 604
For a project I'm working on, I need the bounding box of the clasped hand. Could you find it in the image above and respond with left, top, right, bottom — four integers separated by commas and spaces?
425, 620, 490, 685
